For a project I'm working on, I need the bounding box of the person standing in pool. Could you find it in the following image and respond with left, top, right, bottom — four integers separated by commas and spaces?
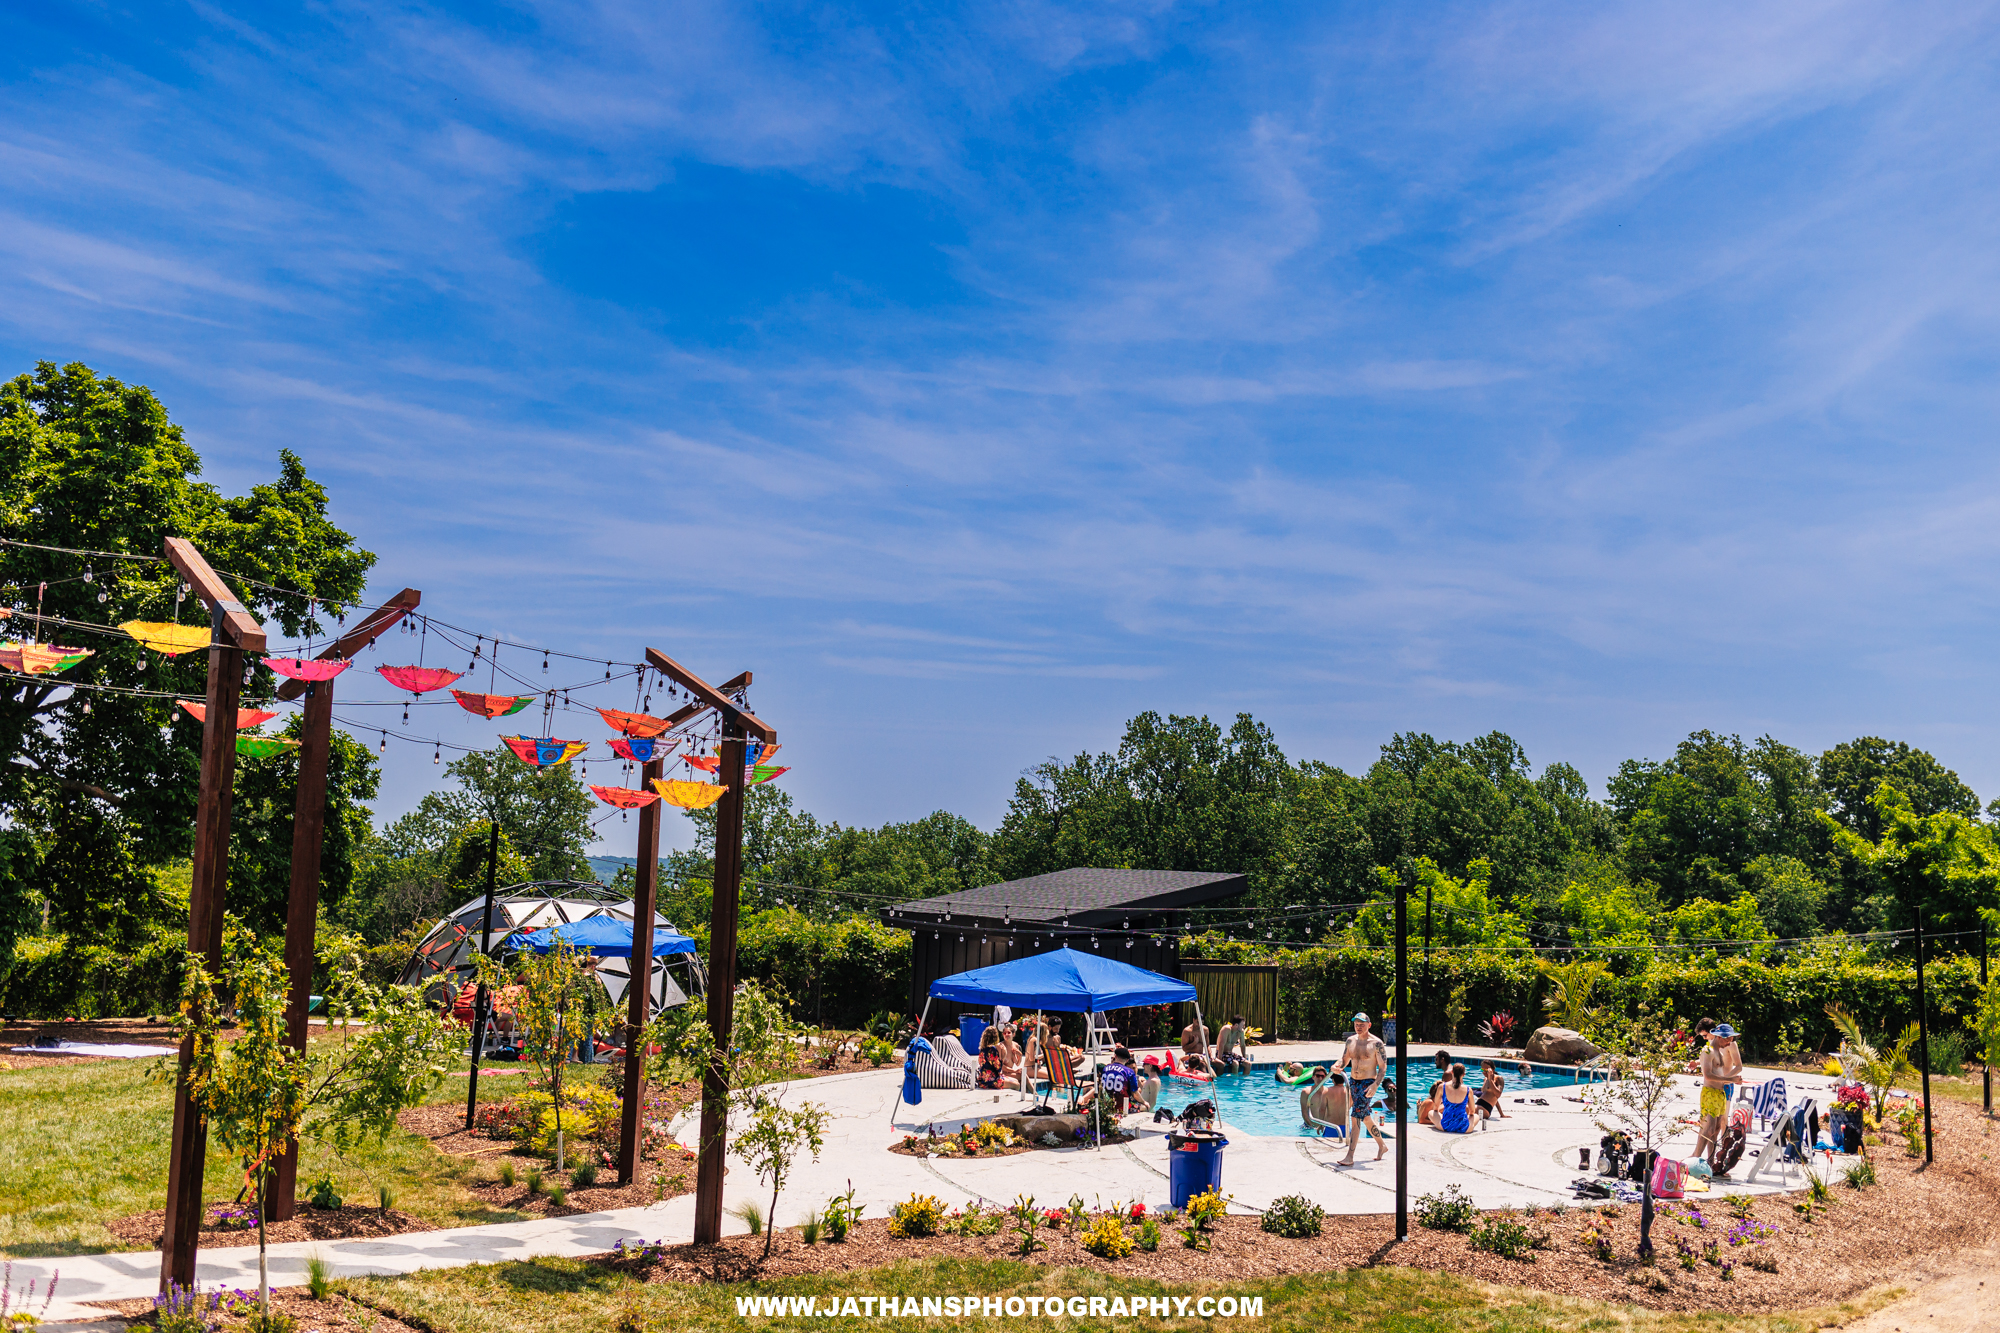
1336, 1012, 1389, 1165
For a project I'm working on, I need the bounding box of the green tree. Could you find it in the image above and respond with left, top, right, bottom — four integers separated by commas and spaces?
1742, 854, 1831, 939
1, 360, 372, 945
1609, 732, 1825, 906
1820, 738, 1979, 841
1350, 858, 1528, 950
1826, 782, 2000, 938
227, 718, 380, 935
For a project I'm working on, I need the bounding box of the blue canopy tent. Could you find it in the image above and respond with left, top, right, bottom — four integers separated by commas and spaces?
895, 948, 1206, 1134
500, 919, 698, 1076
504, 917, 698, 958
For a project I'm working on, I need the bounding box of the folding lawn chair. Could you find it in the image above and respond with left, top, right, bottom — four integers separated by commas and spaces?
1037, 1047, 1094, 1113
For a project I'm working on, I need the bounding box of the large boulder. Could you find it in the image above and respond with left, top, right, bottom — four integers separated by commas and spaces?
1524, 1026, 1605, 1065
990, 1113, 1088, 1144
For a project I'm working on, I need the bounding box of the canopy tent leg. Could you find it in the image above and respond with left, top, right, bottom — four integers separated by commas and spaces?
890, 996, 936, 1129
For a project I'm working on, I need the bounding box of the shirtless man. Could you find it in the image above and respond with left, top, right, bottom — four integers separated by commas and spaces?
1215, 1015, 1250, 1074
1695, 1022, 1744, 1158
1337, 1012, 1389, 1165
1180, 1018, 1210, 1058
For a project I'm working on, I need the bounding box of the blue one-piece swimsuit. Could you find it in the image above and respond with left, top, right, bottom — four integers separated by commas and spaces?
1439, 1088, 1471, 1134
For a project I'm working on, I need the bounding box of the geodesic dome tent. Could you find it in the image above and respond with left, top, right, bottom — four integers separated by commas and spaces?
396, 879, 704, 1013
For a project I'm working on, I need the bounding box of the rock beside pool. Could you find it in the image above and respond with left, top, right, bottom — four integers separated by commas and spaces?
1524, 1026, 1605, 1065
991, 1113, 1088, 1143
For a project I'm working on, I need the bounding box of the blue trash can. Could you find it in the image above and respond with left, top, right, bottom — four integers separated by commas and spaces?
1167, 1131, 1228, 1209
958, 1014, 988, 1055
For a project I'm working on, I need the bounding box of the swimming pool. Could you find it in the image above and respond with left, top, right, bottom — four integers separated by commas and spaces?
1170, 1059, 1588, 1137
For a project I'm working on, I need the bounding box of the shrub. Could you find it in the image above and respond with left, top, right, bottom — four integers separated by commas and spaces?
245, 1312, 298, 1333
800, 1212, 822, 1245
1260, 1194, 1325, 1239
729, 1200, 764, 1235
1135, 1217, 1161, 1252
1746, 1250, 1779, 1273
1468, 1212, 1542, 1262
1722, 1193, 1754, 1220
951, 1205, 1003, 1236
377, 1185, 396, 1213
498, 1161, 517, 1188
888, 1194, 948, 1239
1844, 1159, 1877, 1189
822, 1188, 860, 1242
304, 1174, 342, 1210
572, 1158, 600, 1188
1415, 1184, 1478, 1233
549, 1185, 567, 1208
1079, 1215, 1135, 1260
527, 1168, 545, 1196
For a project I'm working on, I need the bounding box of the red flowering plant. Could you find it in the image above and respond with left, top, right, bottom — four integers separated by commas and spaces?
1478, 1011, 1517, 1046
1129, 1201, 1147, 1220
1833, 1083, 1871, 1113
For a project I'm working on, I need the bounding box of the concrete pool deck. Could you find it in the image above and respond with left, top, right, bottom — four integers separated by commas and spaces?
728, 1042, 1840, 1224
18, 1042, 1839, 1324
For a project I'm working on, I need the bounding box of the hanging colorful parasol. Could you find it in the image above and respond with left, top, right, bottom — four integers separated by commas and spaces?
179, 700, 279, 729
451, 690, 534, 718
0, 642, 92, 675
377, 664, 464, 695
748, 764, 789, 785
118, 621, 211, 656
595, 707, 670, 738
684, 756, 790, 784
651, 778, 726, 809
236, 736, 299, 759
608, 737, 676, 763
265, 657, 351, 683
589, 784, 660, 809
501, 735, 588, 767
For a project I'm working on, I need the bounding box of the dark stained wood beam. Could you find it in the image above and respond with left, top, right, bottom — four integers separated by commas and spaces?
163, 537, 266, 652
274, 588, 421, 701
643, 649, 774, 743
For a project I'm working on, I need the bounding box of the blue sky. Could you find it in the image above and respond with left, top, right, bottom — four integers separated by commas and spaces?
6, 1, 2000, 855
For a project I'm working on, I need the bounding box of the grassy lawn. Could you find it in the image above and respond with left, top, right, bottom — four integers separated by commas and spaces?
0, 1046, 521, 1258
346, 1257, 1891, 1333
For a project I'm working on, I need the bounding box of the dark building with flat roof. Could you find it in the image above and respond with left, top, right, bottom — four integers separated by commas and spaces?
880, 867, 1248, 1014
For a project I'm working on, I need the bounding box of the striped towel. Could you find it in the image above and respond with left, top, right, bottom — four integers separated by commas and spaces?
1750, 1077, 1787, 1128
913, 1044, 976, 1090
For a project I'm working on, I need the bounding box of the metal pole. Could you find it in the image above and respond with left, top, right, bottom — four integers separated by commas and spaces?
1916, 917, 1933, 1164
618, 755, 665, 1185
464, 819, 500, 1130
693, 711, 749, 1244
1395, 861, 1408, 1243
1983, 922, 1991, 1117
1422, 877, 1432, 1042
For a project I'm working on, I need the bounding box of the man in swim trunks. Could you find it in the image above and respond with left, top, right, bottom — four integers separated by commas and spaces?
1695, 1022, 1743, 1158
1337, 1012, 1389, 1165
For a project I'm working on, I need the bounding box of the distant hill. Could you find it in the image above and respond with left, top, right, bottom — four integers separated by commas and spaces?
586, 856, 634, 883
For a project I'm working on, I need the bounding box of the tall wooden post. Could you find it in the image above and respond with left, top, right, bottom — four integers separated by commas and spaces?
695, 714, 749, 1243
1982, 923, 1991, 1117
639, 649, 772, 1246
618, 755, 665, 1185
159, 538, 265, 1293
269, 590, 419, 1220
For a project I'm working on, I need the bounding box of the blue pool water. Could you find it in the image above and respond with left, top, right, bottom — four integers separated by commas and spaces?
1168, 1059, 1586, 1137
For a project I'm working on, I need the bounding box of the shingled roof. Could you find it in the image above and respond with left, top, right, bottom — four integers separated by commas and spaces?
880, 867, 1248, 928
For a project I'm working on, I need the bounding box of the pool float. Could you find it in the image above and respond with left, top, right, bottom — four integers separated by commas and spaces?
1274, 1065, 1315, 1086
1162, 1052, 1214, 1083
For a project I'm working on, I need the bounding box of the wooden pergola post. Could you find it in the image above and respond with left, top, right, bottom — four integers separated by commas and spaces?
642, 649, 773, 1245
267, 589, 420, 1221
159, 538, 266, 1294
616, 753, 665, 1185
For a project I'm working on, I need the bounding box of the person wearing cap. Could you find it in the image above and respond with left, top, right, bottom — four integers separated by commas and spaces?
1695, 1022, 1744, 1158
1336, 1012, 1389, 1166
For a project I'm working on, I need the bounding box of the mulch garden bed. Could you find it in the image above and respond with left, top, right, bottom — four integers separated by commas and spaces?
103, 1289, 428, 1333
591, 1096, 2000, 1315
106, 1204, 435, 1250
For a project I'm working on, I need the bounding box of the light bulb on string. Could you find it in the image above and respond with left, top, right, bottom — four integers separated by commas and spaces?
433, 743, 441, 764
136, 655, 146, 671
402, 704, 409, 725
97, 590, 107, 603
604, 663, 611, 680
83, 566, 93, 584
542, 653, 549, 673
379, 733, 387, 752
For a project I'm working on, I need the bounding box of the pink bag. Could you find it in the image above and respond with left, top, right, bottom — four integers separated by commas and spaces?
1651, 1155, 1686, 1199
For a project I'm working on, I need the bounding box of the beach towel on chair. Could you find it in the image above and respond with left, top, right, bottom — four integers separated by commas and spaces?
1749, 1077, 1787, 1130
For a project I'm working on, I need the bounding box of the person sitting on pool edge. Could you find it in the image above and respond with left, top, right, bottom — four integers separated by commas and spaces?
1434, 1064, 1474, 1134
1136, 1055, 1164, 1111
1085, 1046, 1141, 1116
1417, 1079, 1443, 1126
1477, 1059, 1508, 1125
1214, 1014, 1250, 1074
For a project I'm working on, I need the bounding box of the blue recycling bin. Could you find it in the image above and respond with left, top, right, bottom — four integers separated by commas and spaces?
958, 1014, 988, 1055
1167, 1131, 1228, 1209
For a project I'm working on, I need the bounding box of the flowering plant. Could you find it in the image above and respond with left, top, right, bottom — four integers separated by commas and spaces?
1832, 1083, 1870, 1112
1478, 1011, 1516, 1045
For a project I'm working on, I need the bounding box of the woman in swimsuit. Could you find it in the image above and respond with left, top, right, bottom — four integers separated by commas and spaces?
1417, 1080, 1443, 1126
976, 1028, 1006, 1089
1477, 1060, 1506, 1126
1436, 1064, 1473, 1134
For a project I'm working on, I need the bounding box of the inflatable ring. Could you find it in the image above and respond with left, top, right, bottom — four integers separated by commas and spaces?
1274, 1068, 1316, 1085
